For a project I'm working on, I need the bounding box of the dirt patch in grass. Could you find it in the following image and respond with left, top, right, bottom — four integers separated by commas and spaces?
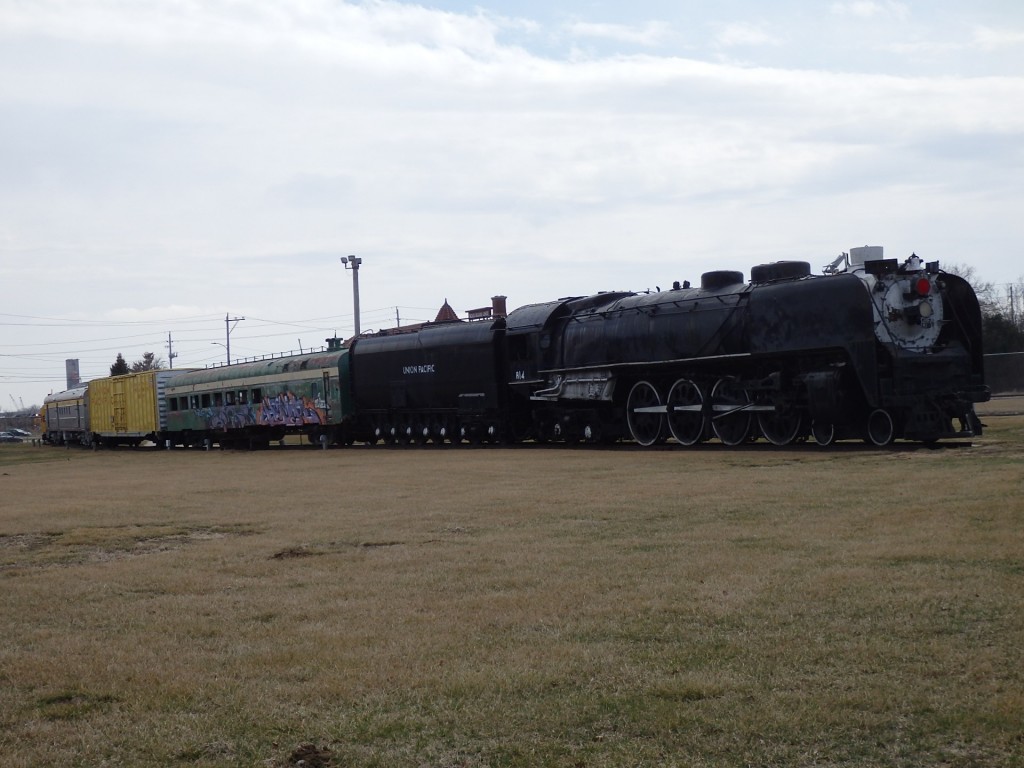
35, 690, 119, 721
0, 524, 256, 571
287, 743, 334, 767
270, 540, 404, 559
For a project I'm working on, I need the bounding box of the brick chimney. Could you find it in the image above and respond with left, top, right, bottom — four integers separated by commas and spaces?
491, 295, 508, 319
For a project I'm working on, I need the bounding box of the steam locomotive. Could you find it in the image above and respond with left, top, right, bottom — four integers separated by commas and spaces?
42, 246, 988, 449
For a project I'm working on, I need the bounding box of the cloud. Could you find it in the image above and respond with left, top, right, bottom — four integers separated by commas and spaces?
0, 0, 513, 70
713, 22, 782, 48
881, 23, 1024, 60
565, 20, 672, 48
4, 3, 1023, 245
830, 1, 910, 21
972, 25, 1024, 51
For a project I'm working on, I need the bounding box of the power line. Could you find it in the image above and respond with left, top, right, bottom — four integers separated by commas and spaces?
0, 331, 181, 349
0, 313, 221, 327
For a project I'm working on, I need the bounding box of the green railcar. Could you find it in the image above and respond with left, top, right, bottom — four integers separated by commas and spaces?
164, 346, 352, 448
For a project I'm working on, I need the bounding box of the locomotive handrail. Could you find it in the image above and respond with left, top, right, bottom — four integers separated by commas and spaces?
530, 375, 565, 400
539, 352, 753, 376
207, 345, 332, 369
592, 292, 747, 320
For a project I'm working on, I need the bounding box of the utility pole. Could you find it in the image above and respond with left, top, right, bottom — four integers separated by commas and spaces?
225, 313, 245, 365
340, 255, 363, 337
166, 332, 179, 369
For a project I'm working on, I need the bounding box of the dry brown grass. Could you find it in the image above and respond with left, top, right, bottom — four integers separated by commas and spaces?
1, 419, 1023, 767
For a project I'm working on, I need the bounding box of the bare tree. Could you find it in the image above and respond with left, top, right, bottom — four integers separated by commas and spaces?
946, 264, 1024, 352
1008, 275, 1024, 330
944, 262, 998, 315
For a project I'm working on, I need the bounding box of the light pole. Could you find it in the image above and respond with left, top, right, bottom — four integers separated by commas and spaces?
340, 255, 363, 337
211, 342, 228, 365
224, 313, 244, 364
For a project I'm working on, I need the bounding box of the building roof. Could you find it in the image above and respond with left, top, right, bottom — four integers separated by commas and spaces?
434, 300, 459, 323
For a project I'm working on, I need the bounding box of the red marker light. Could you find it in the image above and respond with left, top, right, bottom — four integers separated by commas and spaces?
915, 277, 931, 296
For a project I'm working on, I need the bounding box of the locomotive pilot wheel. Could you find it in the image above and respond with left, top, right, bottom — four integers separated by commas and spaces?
711, 377, 752, 446
867, 409, 896, 446
666, 378, 705, 446
626, 380, 664, 447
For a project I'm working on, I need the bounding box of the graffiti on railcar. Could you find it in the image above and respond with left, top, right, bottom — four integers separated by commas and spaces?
191, 392, 327, 431
257, 392, 327, 426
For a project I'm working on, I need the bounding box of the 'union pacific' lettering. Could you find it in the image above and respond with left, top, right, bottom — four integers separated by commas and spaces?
403, 364, 436, 375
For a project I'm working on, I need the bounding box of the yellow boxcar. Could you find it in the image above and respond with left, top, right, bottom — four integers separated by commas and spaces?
88, 370, 192, 446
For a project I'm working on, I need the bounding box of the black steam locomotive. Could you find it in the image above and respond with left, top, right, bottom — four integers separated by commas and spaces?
349, 246, 988, 447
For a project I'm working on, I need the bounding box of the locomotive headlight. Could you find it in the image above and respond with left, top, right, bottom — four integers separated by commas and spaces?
919, 300, 933, 318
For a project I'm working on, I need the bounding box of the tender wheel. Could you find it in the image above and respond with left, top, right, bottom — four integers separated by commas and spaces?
666, 379, 705, 446
811, 420, 836, 447
711, 377, 752, 446
626, 380, 664, 447
867, 408, 895, 446
432, 424, 449, 445
757, 404, 802, 447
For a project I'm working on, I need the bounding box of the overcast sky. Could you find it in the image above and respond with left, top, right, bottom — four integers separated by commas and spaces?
2, 0, 1023, 408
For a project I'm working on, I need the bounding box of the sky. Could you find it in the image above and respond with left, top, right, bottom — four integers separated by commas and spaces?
2, 0, 1023, 409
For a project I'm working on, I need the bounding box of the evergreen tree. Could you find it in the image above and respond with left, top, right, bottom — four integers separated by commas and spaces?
131, 352, 165, 372
110, 353, 130, 376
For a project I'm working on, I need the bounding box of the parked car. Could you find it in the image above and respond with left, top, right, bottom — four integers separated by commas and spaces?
7, 428, 31, 437
0, 431, 24, 443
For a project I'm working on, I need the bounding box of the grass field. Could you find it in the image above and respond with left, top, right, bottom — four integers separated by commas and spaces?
1, 409, 1022, 767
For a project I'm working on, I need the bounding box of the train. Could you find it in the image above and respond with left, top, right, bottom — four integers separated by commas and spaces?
41, 246, 989, 449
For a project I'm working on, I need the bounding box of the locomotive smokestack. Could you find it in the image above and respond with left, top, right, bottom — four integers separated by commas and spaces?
491, 295, 507, 319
